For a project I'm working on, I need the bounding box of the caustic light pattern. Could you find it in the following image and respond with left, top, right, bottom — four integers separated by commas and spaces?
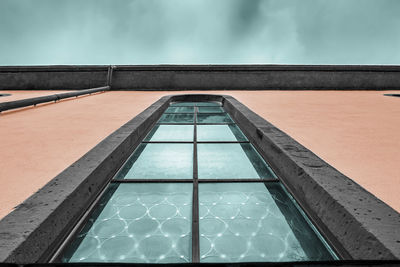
199, 183, 333, 262
63, 184, 193, 263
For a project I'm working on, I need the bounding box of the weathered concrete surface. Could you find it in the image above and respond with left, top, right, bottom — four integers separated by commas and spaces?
2, 65, 400, 90
0, 66, 107, 90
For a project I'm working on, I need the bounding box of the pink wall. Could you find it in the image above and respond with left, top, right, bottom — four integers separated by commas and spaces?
0, 90, 399, 219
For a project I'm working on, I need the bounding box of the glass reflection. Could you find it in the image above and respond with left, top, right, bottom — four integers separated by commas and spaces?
197, 125, 247, 142
197, 143, 276, 179
165, 106, 194, 113
170, 101, 221, 107
199, 183, 335, 262
144, 125, 194, 142
197, 113, 233, 123
198, 107, 224, 113
62, 183, 193, 263
159, 114, 194, 123
115, 144, 193, 179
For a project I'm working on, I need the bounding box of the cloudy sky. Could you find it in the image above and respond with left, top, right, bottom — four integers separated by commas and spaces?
0, 0, 399, 65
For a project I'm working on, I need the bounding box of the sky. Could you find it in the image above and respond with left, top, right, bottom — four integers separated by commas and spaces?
0, 0, 400, 65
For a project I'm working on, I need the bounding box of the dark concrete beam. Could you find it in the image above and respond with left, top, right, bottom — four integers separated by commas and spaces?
0, 66, 108, 90
1, 65, 400, 90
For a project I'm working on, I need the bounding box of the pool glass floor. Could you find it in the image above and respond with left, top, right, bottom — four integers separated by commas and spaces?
60, 100, 337, 263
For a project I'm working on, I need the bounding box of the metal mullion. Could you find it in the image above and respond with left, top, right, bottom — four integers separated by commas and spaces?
112, 179, 193, 183
198, 178, 278, 183
157, 122, 236, 125
197, 112, 228, 115
196, 122, 236, 125
158, 123, 195, 125
164, 112, 195, 114
192, 106, 200, 263
169, 105, 195, 107
197, 112, 225, 114
197, 141, 249, 144
170, 104, 221, 107
142, 141, 193, 144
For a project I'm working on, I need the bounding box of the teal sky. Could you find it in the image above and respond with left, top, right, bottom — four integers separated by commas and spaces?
1, 0, 399, 65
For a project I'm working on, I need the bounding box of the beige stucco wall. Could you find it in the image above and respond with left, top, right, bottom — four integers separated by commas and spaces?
0, 90, 399, 219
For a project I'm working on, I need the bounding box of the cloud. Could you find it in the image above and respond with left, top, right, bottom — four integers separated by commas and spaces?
0, 0, 399, 65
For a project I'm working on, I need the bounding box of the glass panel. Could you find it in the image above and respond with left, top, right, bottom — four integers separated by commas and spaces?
199, 183, 335, 262
62, 183, 193, 263
170, 102, 196, 107
197, 143, 276, 179
170, 102, 221, 107
115, 144, 193, 179
198, 107, 224, 113
197, 125, 247, 142
194, 102, 221, 107
197, 113, 233, 124
159, 114, 194, 123
144, 125, 193, 142
165, 107, 194, 113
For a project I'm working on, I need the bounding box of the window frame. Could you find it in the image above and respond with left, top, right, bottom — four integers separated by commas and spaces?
53, 100, 336, 263
2, 94, 397, 263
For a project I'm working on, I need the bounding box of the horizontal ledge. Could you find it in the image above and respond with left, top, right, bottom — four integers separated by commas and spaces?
111, 179, 278, 183
141, 141, 249, 144
2, 64, 400, 72
158, 123, 235, 125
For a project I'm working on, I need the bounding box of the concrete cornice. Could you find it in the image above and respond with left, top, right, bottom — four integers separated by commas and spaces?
1, 65, 400, 90
2, 64, 400, 72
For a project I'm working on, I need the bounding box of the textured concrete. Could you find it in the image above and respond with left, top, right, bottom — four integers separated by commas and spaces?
2, 65, 400, 90
0, 66, 107, 90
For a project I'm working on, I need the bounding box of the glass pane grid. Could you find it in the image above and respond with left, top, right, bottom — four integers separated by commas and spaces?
114, 143, 194, 180
197, 107, 225, 113
198, 183, 335, 262
60, 100, 337, 263
158, 114, 194, 124
62, 183, 193, 263
165, 106, 195, 113
196, 113, 234, 124
170, 101, 222, 107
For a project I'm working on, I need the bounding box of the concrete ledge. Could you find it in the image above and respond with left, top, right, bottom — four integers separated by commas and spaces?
0, 66, 108, 90
0, 94, 399, 263
2, 65, 400, 90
